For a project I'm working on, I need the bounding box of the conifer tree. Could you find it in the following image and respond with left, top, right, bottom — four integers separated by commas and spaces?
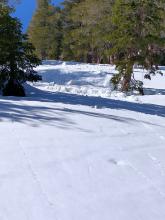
28, 0, 51, 59
46, 6, 63, 59
62, 0, 114, 63
61, 0, 84, 61
28, 0, 62, 60
0, 3, 41, 96
109, 0, 165, 93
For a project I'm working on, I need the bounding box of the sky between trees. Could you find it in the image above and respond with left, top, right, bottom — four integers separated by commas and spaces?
14, 0, 62, 31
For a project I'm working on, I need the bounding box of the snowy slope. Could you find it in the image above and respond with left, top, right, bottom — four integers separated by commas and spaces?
33, 60, 165, 105
0, 61, 165, 220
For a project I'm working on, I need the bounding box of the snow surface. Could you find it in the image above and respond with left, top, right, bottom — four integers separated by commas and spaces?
0, 61, 165, 220
33, 60, 165, 105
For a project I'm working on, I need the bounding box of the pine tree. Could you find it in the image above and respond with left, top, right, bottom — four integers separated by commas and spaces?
0, 0, 8, 5
62, 0, 114, 63
0, 4, 41, 96
46, 6, 63, 59
28, 0, 62, 60
28, 0, 51, 59
61, 0, 84, 61
37, 0, 50, 8
109, 0, 165, 93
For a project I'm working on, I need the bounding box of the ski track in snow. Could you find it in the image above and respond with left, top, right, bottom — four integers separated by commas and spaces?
142, 121, 165, 180
108, 117, 165, 199
10, 111, 59, 220
127, 162, 165, 198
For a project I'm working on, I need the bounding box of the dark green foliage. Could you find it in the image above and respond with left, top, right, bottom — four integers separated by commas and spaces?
27, 73, 42, 82
3, 79, 25, 97
109, 0, 165, 93
62, 0, 114, 63
0, 4, 41, 96
110, 73, 121, 90
1, 0, 165, 97
130, 79, 144, 95
28, 0, 63, 60
29, 0, 165, 76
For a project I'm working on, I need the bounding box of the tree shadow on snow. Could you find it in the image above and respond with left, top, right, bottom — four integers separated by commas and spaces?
144, 87, 165, 95
0, 99, 76, 129
37, 66, 112, 87
0, 84, 164, 128
25, 85, 165, 117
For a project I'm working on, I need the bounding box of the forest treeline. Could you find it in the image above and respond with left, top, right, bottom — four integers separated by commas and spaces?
29, 0, 165, 64
0, 0, 165, 96
29, 0, 115, 64
28, 0, 165, 93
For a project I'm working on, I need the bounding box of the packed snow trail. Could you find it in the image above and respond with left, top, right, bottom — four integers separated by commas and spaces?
0, 61, 165, 220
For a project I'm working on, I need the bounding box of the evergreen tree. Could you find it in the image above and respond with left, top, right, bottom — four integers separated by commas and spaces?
46, 6, 63, 59
109, 0, 165, 93
62, 0, 114, 63
61, 0, 81, 60
28, 0, 62, 60
0, 3, 41, 96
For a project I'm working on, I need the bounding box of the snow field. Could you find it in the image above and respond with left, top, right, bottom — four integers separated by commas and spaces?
0, 61, 165, 220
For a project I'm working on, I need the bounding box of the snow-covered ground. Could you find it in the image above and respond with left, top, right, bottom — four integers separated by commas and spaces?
0, 61, 165, 220
33, 60, 165, 105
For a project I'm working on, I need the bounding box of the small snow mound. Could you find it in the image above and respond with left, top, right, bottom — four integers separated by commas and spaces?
67, 80, 73, 85
33, 61, 165, 105
108, 159, 129, 166
103, 75, 111, 87
116, 160, 129, 166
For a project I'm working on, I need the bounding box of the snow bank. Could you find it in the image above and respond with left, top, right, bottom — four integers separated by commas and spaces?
33, 61, 165, 105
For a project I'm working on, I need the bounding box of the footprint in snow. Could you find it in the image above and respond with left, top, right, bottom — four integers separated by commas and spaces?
108, 159, 128, 166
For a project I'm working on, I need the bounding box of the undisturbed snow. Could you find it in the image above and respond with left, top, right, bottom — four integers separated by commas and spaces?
0, 61, 165, 220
